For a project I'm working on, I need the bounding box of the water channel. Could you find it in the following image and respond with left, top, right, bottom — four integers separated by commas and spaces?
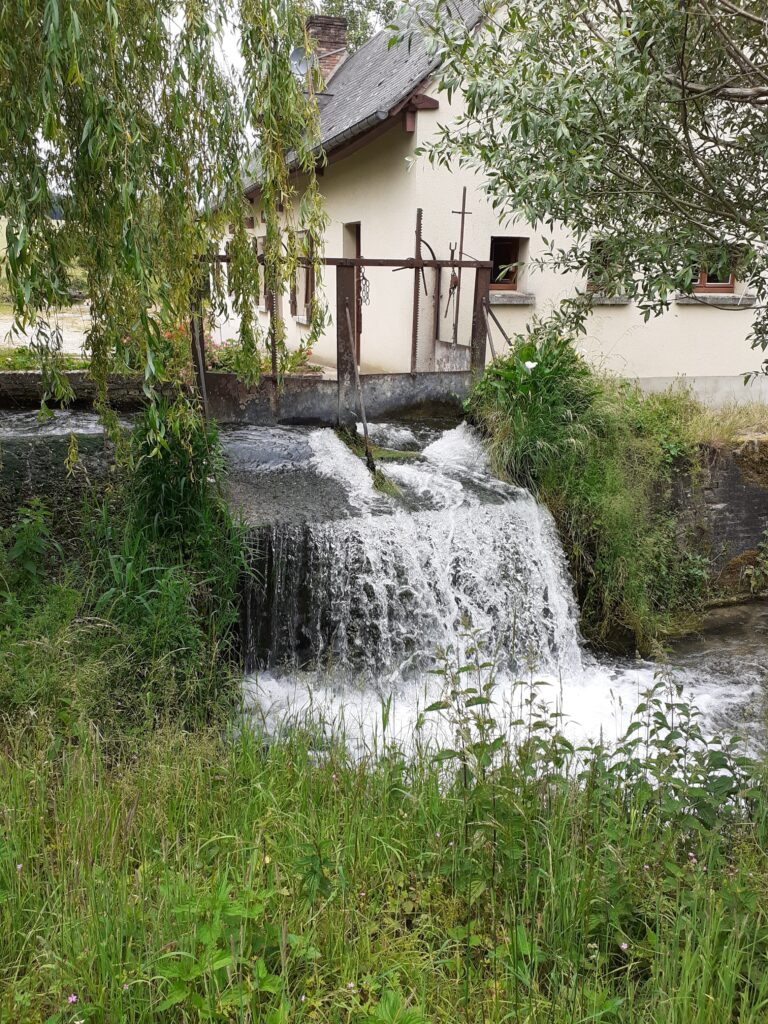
2, 409, 766, 752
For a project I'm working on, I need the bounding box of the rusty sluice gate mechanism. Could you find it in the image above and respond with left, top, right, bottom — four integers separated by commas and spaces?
193, 202, 493, 426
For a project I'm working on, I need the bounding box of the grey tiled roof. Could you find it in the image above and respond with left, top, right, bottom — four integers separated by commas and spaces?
244, 1, 482, 193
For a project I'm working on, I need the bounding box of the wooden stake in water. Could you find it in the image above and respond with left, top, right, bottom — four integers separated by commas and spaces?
345, 297, 375, 473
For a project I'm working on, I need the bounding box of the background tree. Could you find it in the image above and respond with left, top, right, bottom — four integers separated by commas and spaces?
317, 0, 398, 50
414, 0, 768, 369
0, 0, 326, 420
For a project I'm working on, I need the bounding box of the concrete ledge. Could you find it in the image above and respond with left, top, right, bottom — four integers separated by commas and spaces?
590, 294, 632, 306
636, 375, 768, 406
0, 371, 160, 411
675, 293, 757, 308
489, 291, 536, 306
206, 370, 471, 425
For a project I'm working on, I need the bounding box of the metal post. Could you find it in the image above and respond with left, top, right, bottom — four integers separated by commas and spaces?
337, 263, 358, 425
470, 265, 491, 378
481, 302, 498, 362
345, 298, 375, 472
451, 186, 470, 346
410, 208, 423, 374
432, 266, 442, 347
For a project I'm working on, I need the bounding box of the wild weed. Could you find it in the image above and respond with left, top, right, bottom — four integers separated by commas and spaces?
1, 652, 766, 1022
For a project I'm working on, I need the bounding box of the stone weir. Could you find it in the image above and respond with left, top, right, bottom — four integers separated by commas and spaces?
0, 369, 471, 425
674, 437, 768, 593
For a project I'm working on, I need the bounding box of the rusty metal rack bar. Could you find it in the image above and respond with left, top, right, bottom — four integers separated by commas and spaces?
209, 253, 491, 270
196, 249, 492, 426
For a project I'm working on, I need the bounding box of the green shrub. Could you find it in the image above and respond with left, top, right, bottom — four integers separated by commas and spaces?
0, 399, 245, 731
468, 329, 709, 653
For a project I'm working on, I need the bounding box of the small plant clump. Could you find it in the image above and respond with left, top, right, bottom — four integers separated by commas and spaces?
468, 329, 713, 654
206, 338, 322, 377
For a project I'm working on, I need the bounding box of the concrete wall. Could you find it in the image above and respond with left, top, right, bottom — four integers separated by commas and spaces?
205, 370, 469, 425
211, 77, 764, 400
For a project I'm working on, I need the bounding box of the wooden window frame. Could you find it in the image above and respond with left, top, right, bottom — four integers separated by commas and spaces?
490, 237, 521, 291
693, 268, 735, 294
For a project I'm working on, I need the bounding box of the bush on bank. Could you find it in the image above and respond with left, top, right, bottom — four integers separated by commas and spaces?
467, 329, 713, 655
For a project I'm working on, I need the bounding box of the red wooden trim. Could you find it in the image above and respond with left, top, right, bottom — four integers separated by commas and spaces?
407, 93, 440, 111
693, 268, 735, 293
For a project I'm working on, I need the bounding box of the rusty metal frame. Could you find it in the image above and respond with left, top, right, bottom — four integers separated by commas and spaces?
202, 249, 492, 423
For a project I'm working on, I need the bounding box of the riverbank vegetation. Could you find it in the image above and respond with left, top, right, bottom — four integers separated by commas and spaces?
2, 658, 768, 1023
467, 330, 768, 655
3, 405, 768, 1022
0, 401, 242, 732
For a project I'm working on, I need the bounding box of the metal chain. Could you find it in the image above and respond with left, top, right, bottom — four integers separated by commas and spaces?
359, 267, 371, 306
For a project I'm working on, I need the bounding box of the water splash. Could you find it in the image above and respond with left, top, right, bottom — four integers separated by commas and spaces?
242, 426, 583, 679
233, 422, 767, 751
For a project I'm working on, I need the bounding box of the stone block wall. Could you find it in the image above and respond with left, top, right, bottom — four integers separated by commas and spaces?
675, 438, 768, 590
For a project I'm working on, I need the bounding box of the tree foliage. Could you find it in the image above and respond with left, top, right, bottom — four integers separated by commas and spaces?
0, 0, 327, 414
415, 0, 768, 367
317, 0, 398, 51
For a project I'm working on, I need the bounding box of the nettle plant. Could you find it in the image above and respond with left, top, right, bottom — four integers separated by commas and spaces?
0, 0, 328, 428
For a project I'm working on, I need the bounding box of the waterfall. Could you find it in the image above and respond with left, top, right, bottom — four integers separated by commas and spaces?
222, 420, 766, 749
240, 424, 584, 680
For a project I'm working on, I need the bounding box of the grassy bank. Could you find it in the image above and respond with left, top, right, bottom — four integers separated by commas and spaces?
0, 400, 243, 731
3, 398, 768, 1022
2, 669, 767, 1024
466, 332, 768, 654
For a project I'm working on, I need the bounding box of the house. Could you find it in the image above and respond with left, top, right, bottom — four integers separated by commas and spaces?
216, 9, 766, 405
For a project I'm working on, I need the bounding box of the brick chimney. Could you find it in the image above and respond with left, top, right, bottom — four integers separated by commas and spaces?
306, 15, 348, 84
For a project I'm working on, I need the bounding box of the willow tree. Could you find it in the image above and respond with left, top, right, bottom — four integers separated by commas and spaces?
413, 0, 768, 368
0, 0, 326, 422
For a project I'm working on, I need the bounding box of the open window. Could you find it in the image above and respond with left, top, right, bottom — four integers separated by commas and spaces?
490, 237, 524, 290
586, 239, 631, 296
693, 266, 735, 294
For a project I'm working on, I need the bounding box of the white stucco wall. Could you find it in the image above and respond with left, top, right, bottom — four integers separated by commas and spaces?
212, 77, 767, 401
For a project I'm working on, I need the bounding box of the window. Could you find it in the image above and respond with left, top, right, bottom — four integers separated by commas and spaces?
586, 240, 630, 295
586, 240, 609, 292
693, 266, 735, 294
292, 234, 315, 322
490, 237, 522, 289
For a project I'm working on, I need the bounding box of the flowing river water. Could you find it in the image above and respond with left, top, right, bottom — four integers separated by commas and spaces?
2, 410, 766, 751
225, 420, 768, 753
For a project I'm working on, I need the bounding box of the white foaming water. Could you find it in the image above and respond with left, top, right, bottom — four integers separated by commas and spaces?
239, 423, 767, 751
308, 427, 383, 512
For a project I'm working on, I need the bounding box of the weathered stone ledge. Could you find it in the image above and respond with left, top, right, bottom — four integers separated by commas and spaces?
0, 370, 158, 411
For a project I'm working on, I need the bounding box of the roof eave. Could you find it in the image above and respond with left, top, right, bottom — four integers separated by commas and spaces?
243, 108, 391, 200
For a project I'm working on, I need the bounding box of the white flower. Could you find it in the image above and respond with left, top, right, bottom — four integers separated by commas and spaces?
523, 360, 538, 371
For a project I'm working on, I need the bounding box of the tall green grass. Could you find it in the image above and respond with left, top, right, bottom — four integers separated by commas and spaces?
468, 329, 711, 654
0, 398, 244, 731
1, 654, 766, 1023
